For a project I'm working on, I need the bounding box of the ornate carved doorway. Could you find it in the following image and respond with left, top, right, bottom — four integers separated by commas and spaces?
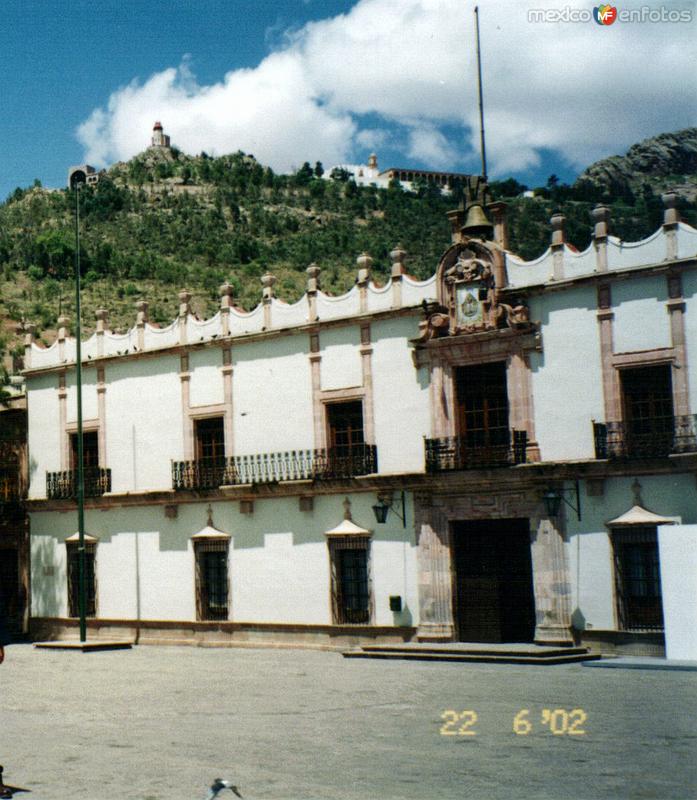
451, 518, 535, 643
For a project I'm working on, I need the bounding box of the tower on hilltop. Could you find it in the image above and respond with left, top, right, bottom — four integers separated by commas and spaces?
151, 121, 171, 148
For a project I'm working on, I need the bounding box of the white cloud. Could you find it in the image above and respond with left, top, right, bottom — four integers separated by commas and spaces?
77, 0, 697, 178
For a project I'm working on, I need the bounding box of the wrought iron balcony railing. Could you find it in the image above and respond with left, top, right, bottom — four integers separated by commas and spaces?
46, 468, 112, 500
425, 430, 528, 472
172, 445, 378, 491
593, 415, 697, 459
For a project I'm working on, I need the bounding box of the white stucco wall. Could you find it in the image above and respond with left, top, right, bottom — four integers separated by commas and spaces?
567, 475, 695, 633
320, 325, 363, 391
529, 286, 604, 461
188, 347, 224, 408
232, 334, 314, 454
29, 492, 418, 628
371, 316, 429, 473
27, 374, 62, 499
105, 355, 183, 492
612, 275, 670, 353
659, 524, 697, 660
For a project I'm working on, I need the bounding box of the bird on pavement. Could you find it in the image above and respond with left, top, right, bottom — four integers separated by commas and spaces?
205, 778, 243, 799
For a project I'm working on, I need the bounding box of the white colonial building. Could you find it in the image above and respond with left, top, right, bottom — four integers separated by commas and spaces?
23, 186, 697, 657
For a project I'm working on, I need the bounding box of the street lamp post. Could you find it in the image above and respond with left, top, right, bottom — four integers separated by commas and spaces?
73, 181, 87, 643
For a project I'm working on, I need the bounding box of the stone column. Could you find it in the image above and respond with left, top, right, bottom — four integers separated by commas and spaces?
597, 284, 621, 424
261, 273, 275, 329
415, 498, 455, 641
390, 246, 406, 308
136, 301, 148, 351
662, 191, 679, 260
306, 264, 320, 322
530, 513, 574, 645
219, 283, 234, 336
667, 273, 691, 418
221, 348, 233, 456
179, 354, 192, 459
360, 325, 375, 445
58, 372, 68, 470
309, 332, 324, 449
356, 252, 372, 313
550, 213, 565, 281
96, 366, 107, 468
592, 205, 610, 272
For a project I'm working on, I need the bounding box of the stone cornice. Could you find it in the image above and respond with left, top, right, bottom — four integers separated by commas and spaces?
22, 305, 422, 379
25, 453, 697, 513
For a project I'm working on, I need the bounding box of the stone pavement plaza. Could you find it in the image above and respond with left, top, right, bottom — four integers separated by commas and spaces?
1, 644, 695, 800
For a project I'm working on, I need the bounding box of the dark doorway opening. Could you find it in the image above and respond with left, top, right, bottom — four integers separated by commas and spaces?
451, 518, 535, 643
0, 548, 22, 635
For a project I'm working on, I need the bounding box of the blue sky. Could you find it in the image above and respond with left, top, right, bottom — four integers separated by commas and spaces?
1, 0, 695, 201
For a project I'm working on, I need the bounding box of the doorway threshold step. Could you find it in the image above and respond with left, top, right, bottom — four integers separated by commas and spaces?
343, 643, 600, 665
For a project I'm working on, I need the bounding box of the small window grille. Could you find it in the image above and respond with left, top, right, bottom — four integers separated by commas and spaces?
66, 541, 97, 618
612, 527, 664, 632
195, 540, 229, 621
328, 536, 372, 625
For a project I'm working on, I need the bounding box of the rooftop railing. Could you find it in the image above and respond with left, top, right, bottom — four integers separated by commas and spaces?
593, 415, 697, 459
425, 430, 528, 472
172, 445, 378, 491
46, 468, 112, 500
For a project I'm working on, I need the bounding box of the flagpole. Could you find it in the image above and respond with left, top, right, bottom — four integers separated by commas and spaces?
474, 5, 488, 182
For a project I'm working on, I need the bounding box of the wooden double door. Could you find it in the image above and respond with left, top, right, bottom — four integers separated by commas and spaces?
451, 518, 536, 643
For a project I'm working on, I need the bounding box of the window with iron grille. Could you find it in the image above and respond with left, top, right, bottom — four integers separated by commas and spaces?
70, 431, 99, 469
194, 539, 229, 621
66, 541, 97, 618
328, 536, 372, 625
455, 362, 511, 462
327, 401, 365, 455
195, 417, 226, 462
612, 527, 664, 631
620, 365, 674, 457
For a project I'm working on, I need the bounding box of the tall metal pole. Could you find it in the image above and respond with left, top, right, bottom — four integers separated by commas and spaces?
74, 183, 87, 643
474, 6, 488, 182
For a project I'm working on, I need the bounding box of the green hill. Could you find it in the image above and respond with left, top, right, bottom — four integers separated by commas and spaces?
1, 131, 696, 380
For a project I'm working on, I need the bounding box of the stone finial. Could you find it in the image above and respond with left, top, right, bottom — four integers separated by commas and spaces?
178, 290, 192, 317
390, 246, 407, 279
95, 308, 108, 333
219, 283, 234, 309
261, 273, 276, 300
550, 212, 565, 247
356, 252, 373, 285
57, 315, 70, 339
592, 205, 610, 240
306, 263, 321, 293
662, 192, 680, 226
136, 300, 149, 324
23, 323, 35, 347
343, 497, 352, 520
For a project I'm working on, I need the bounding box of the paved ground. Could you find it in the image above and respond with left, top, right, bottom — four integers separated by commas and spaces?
1, 643, 695, 800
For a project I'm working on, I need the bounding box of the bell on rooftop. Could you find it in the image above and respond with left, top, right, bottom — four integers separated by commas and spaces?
461, 203, 493, 239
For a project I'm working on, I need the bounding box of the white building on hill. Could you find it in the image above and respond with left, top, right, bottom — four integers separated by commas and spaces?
23, 189, 697, 657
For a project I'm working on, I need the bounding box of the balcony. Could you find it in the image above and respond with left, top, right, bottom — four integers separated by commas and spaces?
425, 430, 528, 472
46, 468, 112, 500
172, 445, 378, 491
593, 416, 697, 459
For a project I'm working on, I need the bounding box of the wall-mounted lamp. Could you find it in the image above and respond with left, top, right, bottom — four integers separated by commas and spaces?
372, 491, 406, 527
543, 480, 581, 521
